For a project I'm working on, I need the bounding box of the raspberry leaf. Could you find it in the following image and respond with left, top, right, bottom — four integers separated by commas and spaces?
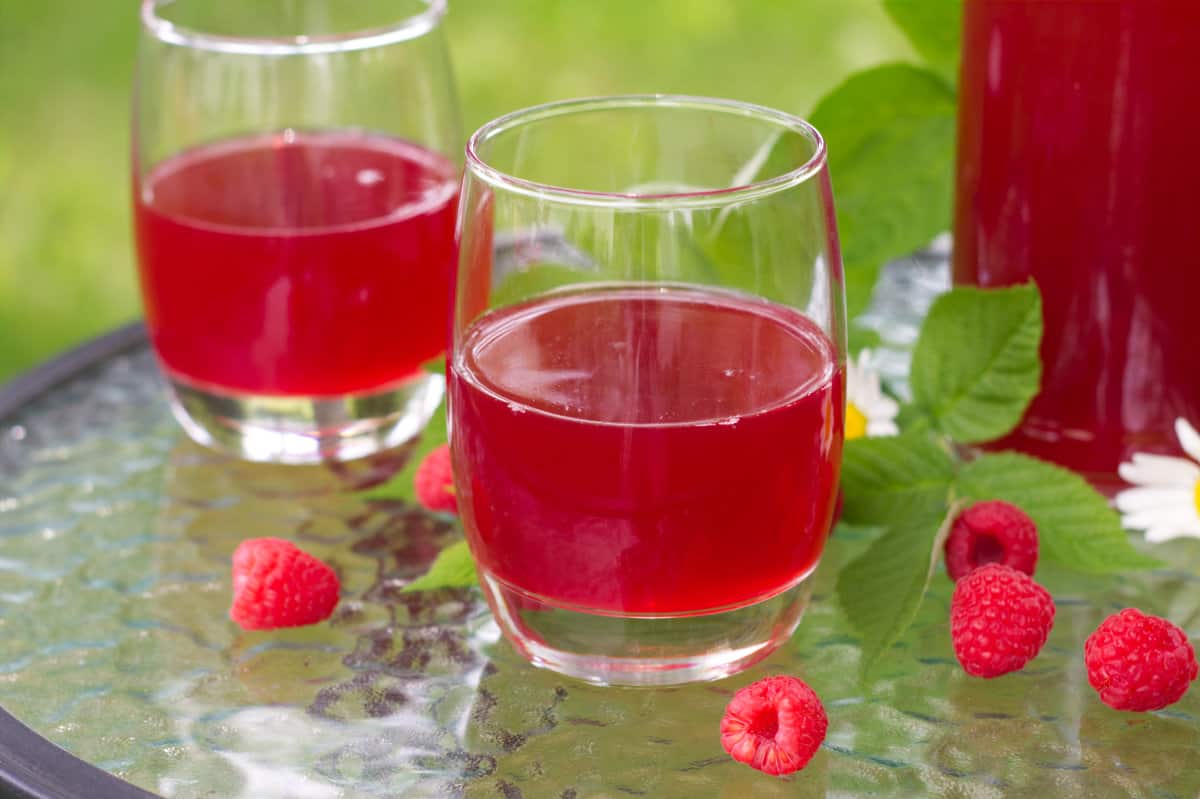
840, 431, 956, 525
810, 64, 957, 320
882, 0, 962, 88
402, 540, 478, 593
910, 283, 1042, 444
956, 452, 1163, 573
836, 500, 964, 680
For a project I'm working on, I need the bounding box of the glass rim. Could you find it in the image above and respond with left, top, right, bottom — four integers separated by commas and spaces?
140, 0, 447, 55
465, 94, 828, 210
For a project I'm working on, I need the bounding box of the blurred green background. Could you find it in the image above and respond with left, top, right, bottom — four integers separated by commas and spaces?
0, 0, 914, 382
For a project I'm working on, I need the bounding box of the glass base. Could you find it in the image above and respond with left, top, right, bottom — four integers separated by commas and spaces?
165, 372, 444, 464
480, 568, 814, 687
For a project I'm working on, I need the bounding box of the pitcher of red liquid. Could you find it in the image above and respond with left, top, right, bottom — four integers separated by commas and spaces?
954, 0, 1200, 483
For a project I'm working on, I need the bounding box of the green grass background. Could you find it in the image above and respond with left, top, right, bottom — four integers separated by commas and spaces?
0, 1, 913, 382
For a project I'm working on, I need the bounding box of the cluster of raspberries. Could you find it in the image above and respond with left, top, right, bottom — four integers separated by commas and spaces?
721, 500, 1197, 778
219, 444, 1196, 781
944, 500, 1196, 713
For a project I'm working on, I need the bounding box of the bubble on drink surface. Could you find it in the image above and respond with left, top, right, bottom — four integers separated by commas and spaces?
356, 169, 385, 186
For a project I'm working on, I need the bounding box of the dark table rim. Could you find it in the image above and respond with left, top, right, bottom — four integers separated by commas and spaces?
0, 322, 159, 799
0, 322, 147, 422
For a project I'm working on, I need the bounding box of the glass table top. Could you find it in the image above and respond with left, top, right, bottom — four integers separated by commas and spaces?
1, 251, 1198, 798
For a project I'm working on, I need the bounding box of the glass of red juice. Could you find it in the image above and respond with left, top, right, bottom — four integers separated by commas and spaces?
955, 0, 1200, 484
451, 97, 848, 685
133, 0, 461, 463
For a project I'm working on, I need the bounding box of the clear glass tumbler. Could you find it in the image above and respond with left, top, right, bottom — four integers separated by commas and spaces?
450, 96, 847, 685
133, 0, 461, 463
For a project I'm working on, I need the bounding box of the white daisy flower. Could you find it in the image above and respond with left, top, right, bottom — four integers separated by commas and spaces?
1114, 418, 1200, 542
845, 349, 899, 440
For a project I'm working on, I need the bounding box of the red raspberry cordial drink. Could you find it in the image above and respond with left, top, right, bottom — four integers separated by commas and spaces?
136, 132, 458, 396
450, 285, 843, 616
954, 0, 1200, 481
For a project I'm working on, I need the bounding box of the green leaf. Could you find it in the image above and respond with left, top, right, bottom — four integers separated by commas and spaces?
910, 283, 1043, 444
402, 539, 478, 592
957, 452, 1163, 573
847, 323, 882, 355
837, 501, 963, 679
809, 64, 957, 320
840, 431, 956, 525
883, 0, 962, 87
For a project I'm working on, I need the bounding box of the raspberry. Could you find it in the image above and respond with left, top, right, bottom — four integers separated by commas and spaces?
720, 675, 826, 776
950, 563, 1055, 678
1084, 608, 1198, 712
230, 538, 340, 631
944, 500, 1038, 581
414, 444, 457, 513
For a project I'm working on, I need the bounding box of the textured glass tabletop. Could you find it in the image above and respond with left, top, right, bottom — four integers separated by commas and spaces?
1, 253, 1198, 798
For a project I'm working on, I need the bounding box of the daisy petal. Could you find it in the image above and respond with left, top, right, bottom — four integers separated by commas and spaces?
866, 420, 900, 437
1114, 487, 1194, 513
1118, 454, 1200, 487
1121, 510, 1168, 531
1145, 522, 1200, 543
1123, 505, 1200, 529
869, 395, 900, 417
1175, 418, 1200, 464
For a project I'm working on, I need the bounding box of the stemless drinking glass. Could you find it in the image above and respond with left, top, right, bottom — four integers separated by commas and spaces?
133, 0, 461, 463
451, 96, 847, 685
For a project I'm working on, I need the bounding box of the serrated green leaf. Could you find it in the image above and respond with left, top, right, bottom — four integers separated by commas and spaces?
910, 283, 1043, 443
957, 452, 1163, 573
840, 431, 956, 525
809, 63, 957, 320
402, 539, 478, 592
883, 0, 962, 87
837, 501, 962, 679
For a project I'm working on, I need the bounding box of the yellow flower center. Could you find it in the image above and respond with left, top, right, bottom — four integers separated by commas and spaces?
1194, 479, 1200, 518
846, 401, 868, 440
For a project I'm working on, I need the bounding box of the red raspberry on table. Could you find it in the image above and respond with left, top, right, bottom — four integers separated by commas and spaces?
950, 563, 1055, 678
944, 500, 1038, 581
720, 675, 827, 776
414, 444, 457, 513
1084, 608, 1198, 712
230, 538, 340, 631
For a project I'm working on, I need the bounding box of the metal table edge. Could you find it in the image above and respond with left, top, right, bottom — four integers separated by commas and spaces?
0, 322, 159, 798
0, 708, 158, 799
0, 323, 148, 422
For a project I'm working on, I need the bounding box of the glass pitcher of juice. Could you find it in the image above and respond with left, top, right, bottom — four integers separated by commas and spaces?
953, 0, 1200, 483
